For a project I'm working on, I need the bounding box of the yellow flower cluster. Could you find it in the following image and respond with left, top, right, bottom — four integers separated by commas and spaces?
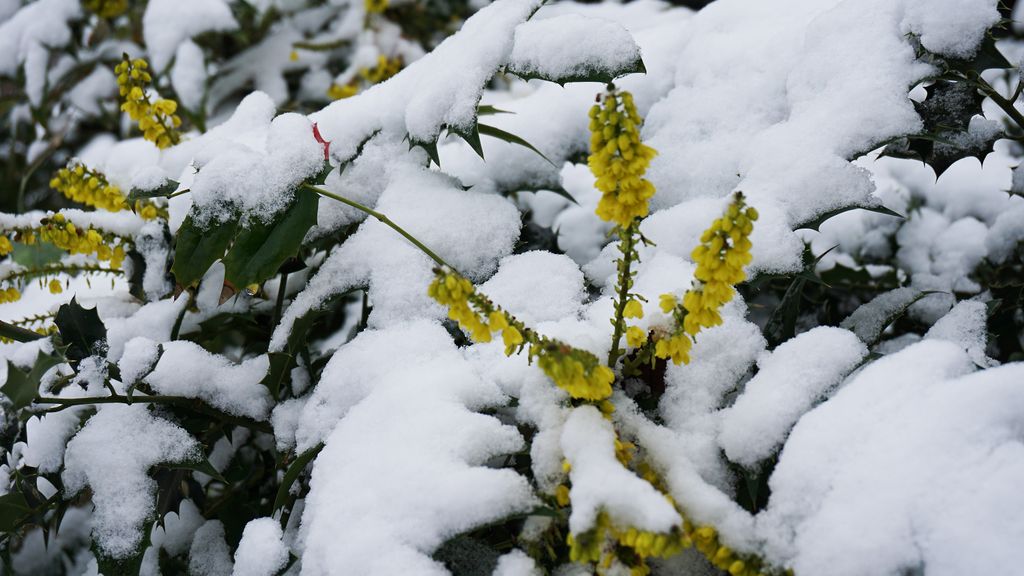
0, 287, 20, 303
83, 0, 127, 18
365, 0, 388, 13
48, 279, 63, 294
428, 270, 525, 354
50, 162, 127, 212
0, 236, 12, 257
588, 89, 657, 228
428, 269, 614, 401
39, 214, 126, 269
115, 56, 182, 149
655, 194, 757, 365
328, 55, 403, 100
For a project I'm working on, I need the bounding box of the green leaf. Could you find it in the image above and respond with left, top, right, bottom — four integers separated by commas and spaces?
409, 137, 441, 167
172, 210, 240, 288
272, 443, 323, 513
55, 298, 106, 364
763, 275, 806, 348
1, 363, 34, 411
452, 122, 485, 160
165, 457, 229, 484
0, 491, 31, 533
476, 104, 513, 116
222, 188, 319, 290
506, 54, 646, 85
11, 241, 62, 268
795, 204, 904, 232
261, 352, 291, 400
478, 123, 554, 166
126, 178, 179, 205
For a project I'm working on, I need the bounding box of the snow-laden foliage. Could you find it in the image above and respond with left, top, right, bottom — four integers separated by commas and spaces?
1, 0, 1023, 575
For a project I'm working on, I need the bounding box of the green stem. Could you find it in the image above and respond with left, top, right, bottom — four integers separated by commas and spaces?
607, 223, 638, 368
302, 183, 453, 270
35, 393, 272, 433
0, 320, 45, 342
273, 271, 289, 328
972, 72, 1024, 132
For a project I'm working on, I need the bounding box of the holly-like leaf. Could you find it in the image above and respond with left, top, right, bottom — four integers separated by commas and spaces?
55, 298, 106, 364
478, 123, 554, 166
796, 204, 904, 232
126, 178, 179, 205
172, 210, 240, 288
222, 187, 318, 290
0, 492, 31, 533
506, 53, 646, 85
273, 443, 323, 513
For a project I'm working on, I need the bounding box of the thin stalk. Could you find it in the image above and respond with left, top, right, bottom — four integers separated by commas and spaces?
273, 271, 289, 328
35, 393, 272, 433
607, 223, 638, 368
0, 320, 45, 342
971, 72, 1024, 132
302, 183, 453, 270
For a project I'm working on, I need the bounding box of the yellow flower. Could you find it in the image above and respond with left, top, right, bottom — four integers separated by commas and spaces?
623, 299, 644, 319
655, 193, 756, 365
365, 0, 388, 13
328, 82, 359, 100
0, 236, 12, 256
50, 162, 127, 212
115, 55, 181, 148
84, 0, 127, 18
48, 279, 63, 294
626, 326, 647, 348
39, 213, 128, 269
587, 89, 657, 227
0, 286, 20, 303
289, 50, 299, 62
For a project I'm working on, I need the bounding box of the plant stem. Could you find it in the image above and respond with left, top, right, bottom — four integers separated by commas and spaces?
273, 271, 289, 328
35, 393, 272, 433
302, 183, 453, 270
0, 320, 45, 342
971, 72, 1024, 132
607, 223, 638, 368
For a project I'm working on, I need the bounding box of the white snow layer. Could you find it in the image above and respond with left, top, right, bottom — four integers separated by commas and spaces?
232, 518, 289, 576
507, 14, 642, 81
297, 320, 536, 576
143, 0, 237, 72
62, 405, 200, 559
759, 340, 1024, 576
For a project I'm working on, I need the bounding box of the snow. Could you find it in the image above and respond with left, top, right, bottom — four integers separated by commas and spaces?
171, 40, 207, 111
562, 405, 681, 534
0, 0, 80, 105
189, 520, 234, 576
62, 405, 200, 559
507, 14, 641, 82
759, 340, 1023, 576
493, 550, 540, 576
145, 341, 272, 420
297, 321, 535, 576
924, 299, 993, 367
719, 327, 868, 467
478, 252, 585, 325
233, 518, 289, 576
839, 287, 923, 344
104, 295, 188, 362
143, 0, 238, 72
22, 407, 88, 473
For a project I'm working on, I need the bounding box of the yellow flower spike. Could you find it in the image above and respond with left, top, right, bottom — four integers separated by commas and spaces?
598, 399, 616, 416
729, 560, 747, 576
623, 299, 644, 319
0, 287, 20, 303
84, 0, 128, 18
625, 326, 647, 348
48, 279, 62, 294
116, 54, 182, 148
588, 87, 657, 228
50, 161, 128, 212
365, 0, 388, 12
659, 293, 677, 314
0, 236, 12, 256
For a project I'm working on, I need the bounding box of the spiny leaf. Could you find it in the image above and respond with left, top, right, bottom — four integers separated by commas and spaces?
796, 204, 904, 232
506, 55, 646, 86
126, 178, 179, 205
478, 123, 554, 166
273, 443, 323, 513
55, 297, 106, 364
477, 104, 513, 116
222, 187, 318, 290
172, 210, 239, 288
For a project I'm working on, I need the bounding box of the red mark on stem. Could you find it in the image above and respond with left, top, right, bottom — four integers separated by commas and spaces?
313, 122, 331, 160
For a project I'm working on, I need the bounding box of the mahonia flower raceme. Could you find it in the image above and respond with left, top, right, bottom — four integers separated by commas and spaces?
588, 88, 657, 228
428, 268, 613, 401
655, 193, 757, 365
50, 162, 127, 212
83, 0, 127, 18
0, 287, 20, 304
40, 214, 126, 269
0, 236, 12, 257
115, 55, 182, 149
365, 0, 388, 13
328, 56, 403, 100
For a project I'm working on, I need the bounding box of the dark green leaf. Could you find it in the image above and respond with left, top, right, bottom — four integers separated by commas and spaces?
452, 123, 484, 160
126, 178, 179, 205
506, 54, 646, 85
11, 241, 62, 268
272, 443, 323, 513
409, 137, 440, 167
764, 275, 806, 348
54, 298, 106, 364
222, 188, 319, 289
172, 210, 240, 288
476, 104, 513, 116
796, 204, 904, 232
0, 491, 31, 532
478, 123, 554, 166
261, 352, 291, 400
162, 457, 228, 484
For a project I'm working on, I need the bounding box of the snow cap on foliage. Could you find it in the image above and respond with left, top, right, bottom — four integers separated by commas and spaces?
232, 518, 289, 576
757, 340, 1024, 576
924, 299, 992, 366
143, 0, 237, 72
562, 406, 681, 534
719, 327, 867, 467
0, 0, 80, 105
145, 341, 272, 420
298, 321, 535, 575
62, 405, 200, 559
479, 251, 586, 326
189, 520, 234, 576
508, 14, 642, 82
